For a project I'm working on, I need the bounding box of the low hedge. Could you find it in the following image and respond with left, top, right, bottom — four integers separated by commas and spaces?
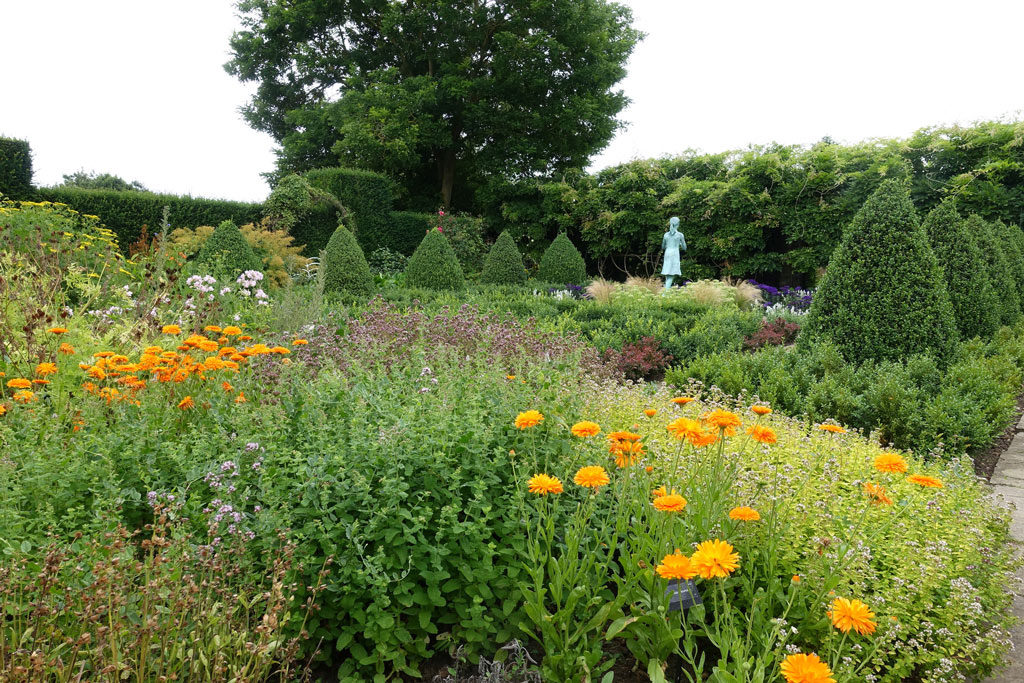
36, 187, 263, 250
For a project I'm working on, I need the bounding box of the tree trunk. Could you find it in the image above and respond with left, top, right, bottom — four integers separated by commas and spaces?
440, 148, 456, 208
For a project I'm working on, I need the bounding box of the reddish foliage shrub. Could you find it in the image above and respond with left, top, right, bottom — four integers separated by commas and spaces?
603, 336, 674, 381
743, 318, 801, 350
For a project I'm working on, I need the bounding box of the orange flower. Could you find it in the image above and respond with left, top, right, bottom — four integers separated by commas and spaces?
13, 390, 36, 403
907, 474, 943, 488
239, 335, 253, 342
292, 339, 309, 346
144, 346, 163, 354
671, 397, 694, 405
702, 409, 742, 434
506, 374, 516, 380
58, 343, 76, 355
690, 539, 740, 579
666, 417, 701, 441
197, 340, 220, 352
688, 428, 719, 449
818, 423, 846, 434
610, 439, 645, 468
527, 474, 564, 495
569, 420, 600, 437
177, 396, 195, 410
0, 404, 6, 416
653, 493, 687, 512
606, 430, 640, 442
729, 506, 760, 521
6, 378, 32, 390
780, 653, 835, 683
656, 552, 697, 580
644, 409, 657, 417
162, 324, 182, 335
270, 346, 291, 354
791, 575, 801, 583
48, 327, 68, 334
746, 425, 777, 444
222, 326, 242, 336
32, 379, 50, 385
751, 405, 772, 415
829, 597, 876, 635
862, 482, 893, 506
204, 325, 222, 333
574, 465, 610, 489
873, 453, 908, 474
93, 351, 114, 358
35, 362, 58, 377
221, 381, 234, 393
515, 410, 544, 429
235, 392, 247, 404
644, 465, 653, 473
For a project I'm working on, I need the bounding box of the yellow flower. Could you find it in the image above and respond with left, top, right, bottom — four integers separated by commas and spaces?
873, 452, 908, 474
907, 474, 943, 489
515, 410, 544, 429
671, 397, 694, 405
162, 324, 182, 335
746, 425, 777, 444
780, 653, 835, 683
574, 465, 610, 489
690, 539, 740, 579
818, 423, 846, 434
570, 420, 600, 437
652, 493, 687, 512
729, 506, 760, 521
829, 597, 876, 635
527, 474, 563, 495
751, 405, 772, 415
656, 552, 697, 580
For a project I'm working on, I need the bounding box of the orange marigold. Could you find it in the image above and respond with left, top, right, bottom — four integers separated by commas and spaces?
702, 409, 742, 434
58, 343, 75, 355
13, 390, 36, 403
751, 405, 772, 415
746, 425, 777, 444
35, 362, 58, 377
780, 653, 835, 683
270, 346, 291, 354
162, 325, 182, 335
527, 474, 564, 495
688, 428, 719, 448
907, 474, 943, 489
862, 482, 893, 506
667, 417, 701, 441
652, 493, 687, 512
32, 379, 50, 385
6, 378, 32, 390
818, 423, 846, 434
606, 430, 640, 442
48, 327, 68, 334
292, 339, 309, 346
515, 410, 544, 429
873, 453, 908, 474
221, 381, 234, 393
729, 506, 760, 521
610, 439, 645, 468
177, 396, 195, 410
574, 465, 610, 489
656, 552, 697, 580
222, 326, 242, 336
239, 335, 253, 341
235, 392, 247, 404
93, 351, 114, 358
644, 409, 657, 417
829, 597, 876, 635
671, 397, 694, 405
570, 420, 600, 437
204, 325, 222, 333
690, 539, 740, 579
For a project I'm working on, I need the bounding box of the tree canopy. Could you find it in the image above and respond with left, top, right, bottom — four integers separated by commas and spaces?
58, 170, 147, 192
225, 0, 641, 208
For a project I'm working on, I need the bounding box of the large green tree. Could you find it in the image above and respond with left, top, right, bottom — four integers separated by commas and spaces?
225, 0, 640, 208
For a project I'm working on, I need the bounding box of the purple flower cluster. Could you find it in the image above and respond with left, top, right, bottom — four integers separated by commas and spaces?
747, 279, 814, 311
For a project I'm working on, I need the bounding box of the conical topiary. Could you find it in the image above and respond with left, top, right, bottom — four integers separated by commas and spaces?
480, 230, 527, 285
537, 233, 587, 286
964, 215, 1020, 326
405, 227, 465, 290
322, 223, 373, 295
197, 220, 262, 276
992, 219, 1024, 298
800, 180, 958, 366
922, 201, 1000, 340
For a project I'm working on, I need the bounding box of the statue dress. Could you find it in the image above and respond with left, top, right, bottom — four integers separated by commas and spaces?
661, 217, 686, 289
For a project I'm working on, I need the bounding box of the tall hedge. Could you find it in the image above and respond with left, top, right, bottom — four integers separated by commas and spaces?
36, 187, 263, 249
196, 220, 262, 277
388, 211, 434, 255
0, 138, 33, 200
992, 219, 1024, 295
263, 173, 342, 255
322, 224, 373, 295
537, 233, 587, 286
405, 228, 465, 290
481, 230, 527, 285
304, 168, 394, 253
965, 214, 1020, 326
921, 201, 1000, 340
801, 180, 958, 366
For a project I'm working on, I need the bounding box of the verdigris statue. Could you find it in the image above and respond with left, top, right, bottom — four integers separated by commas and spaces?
662, 216, 687, 289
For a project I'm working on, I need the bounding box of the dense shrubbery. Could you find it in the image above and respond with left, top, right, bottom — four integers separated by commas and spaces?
405, 228, 465, 290
537, 232, 587, 286
263, 173, 343, 255
967, 214, 1021, 326
481, 230, 528, 285
304, 167, 394, 253
0, 137, 33, 200
170, 221, 308, 288
322, 224, 373, 295
196, 220, 263, 278
387, 210, 433, 255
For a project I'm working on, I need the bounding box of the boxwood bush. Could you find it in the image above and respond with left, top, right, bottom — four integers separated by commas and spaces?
405, 228, 465, 291
196, 220, 263, 277
966, 214, 1020, 326
481, 230, 528, 285
537, 233, 587, 286
322, 225, 374, 295
0, 137, 33, 200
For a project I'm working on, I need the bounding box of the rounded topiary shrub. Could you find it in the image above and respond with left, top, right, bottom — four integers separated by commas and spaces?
322, 224, 373, 295
481, 230, 527, 285
196, 219, 262, 276
922, 201, 1000, 340
537, 233, 587, 286
800, 180, 958, 366
404, 228, 465, 290
965, 214, 1020, 326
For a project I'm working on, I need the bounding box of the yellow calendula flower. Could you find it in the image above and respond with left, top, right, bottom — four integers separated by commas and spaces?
515, 410, 544, 429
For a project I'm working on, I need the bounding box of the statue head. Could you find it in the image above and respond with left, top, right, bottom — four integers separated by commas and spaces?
669, 216, 680, 232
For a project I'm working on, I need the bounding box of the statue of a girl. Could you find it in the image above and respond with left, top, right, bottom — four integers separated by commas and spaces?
661, 216, 687, 289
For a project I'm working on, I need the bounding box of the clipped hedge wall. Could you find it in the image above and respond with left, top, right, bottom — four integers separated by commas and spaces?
388, 211, 433, 255
304, 167, 394, 254
0, 137, 33, 200
36, 187, 263, 250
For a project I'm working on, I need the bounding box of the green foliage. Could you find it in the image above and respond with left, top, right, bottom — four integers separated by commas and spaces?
965, 214, 1020, 325
263, 173, 342, 255
921, 201, 1000, 339
36, 186, 263, 251
58, 169, 147, 192
801, 180, 958, 365
367, 246, 408, 276
226, 0, 641, 206
0, 137, 33, 200
304, 167, 394, 253
537, 233, 587, 286
388, 211, 434, 255
440, 213, 488, 273
196, 220, 263, 277
404, 228, 465, 290
322, 224, 374, 295
481, 230, 527, 285
991, 219, 1024, 297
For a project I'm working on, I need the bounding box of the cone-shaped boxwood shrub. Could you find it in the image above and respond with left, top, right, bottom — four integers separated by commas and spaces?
196, 219, 262, 277
965, 215, 1020, 326
800, 180, 958, 366
537, 233, 587, 286
922, 202, 1000, 340
405, 227, 465, 290
322, 223, 373, 295
992, 219, 1024, 295
480, 230, 527, 285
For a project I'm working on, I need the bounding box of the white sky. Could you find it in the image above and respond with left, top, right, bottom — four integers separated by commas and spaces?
2, 0, 1022, 203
